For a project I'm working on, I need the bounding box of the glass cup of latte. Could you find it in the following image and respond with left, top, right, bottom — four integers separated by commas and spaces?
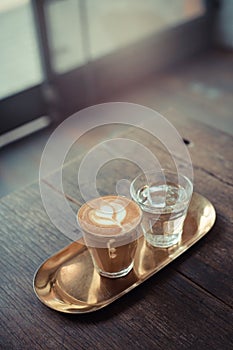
77, 195, 142, 278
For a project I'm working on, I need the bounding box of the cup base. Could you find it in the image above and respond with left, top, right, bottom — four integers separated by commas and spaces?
145, 232, 182, 248
95, 261, 134, 279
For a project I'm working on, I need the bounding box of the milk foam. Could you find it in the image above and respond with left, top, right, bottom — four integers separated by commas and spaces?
78, 195, 142, 237
89, 203, 126, 228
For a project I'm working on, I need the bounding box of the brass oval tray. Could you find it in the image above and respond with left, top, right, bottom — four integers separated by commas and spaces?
33, 192, 216, 314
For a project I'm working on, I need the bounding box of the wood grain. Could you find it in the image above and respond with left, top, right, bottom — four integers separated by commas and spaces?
41, 116, 233, 311
0, 185, 232, 349
1, 49, 233, 349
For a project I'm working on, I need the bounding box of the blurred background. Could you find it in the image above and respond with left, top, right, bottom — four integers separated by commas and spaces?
0, 0, 233, 197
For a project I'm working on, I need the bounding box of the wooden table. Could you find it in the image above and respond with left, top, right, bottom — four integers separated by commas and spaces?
0, 116, 232, 350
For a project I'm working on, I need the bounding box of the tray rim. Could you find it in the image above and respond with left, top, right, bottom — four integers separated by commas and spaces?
33, 192, 216, 314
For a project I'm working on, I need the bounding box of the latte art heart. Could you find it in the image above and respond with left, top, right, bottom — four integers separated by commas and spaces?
78, 195, 142, 237
89, 203, 127, 227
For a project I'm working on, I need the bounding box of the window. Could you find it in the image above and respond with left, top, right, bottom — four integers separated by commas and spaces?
1, 0, 211, 141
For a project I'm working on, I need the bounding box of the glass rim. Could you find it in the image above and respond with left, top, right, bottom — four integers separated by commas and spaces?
130, 169, 193, 213
77, 195, 143, 239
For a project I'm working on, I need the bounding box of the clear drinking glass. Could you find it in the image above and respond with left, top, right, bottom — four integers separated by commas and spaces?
130, 170, 193, 248
77, 195, 142, 278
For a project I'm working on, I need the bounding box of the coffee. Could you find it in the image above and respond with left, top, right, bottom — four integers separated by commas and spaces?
78, 196, 142, 278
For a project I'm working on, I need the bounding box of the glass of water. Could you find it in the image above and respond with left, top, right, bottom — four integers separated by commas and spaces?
130, 170, 193, 248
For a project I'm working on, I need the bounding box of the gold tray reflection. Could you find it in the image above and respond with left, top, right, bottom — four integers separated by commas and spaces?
33, 193, 216, 313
